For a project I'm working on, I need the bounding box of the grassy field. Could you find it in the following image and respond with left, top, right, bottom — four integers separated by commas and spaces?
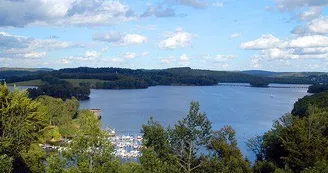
8, 79, 45, 86
8, 79, 107, 87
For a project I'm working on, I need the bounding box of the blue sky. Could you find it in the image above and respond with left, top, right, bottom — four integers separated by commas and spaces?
1, 0, 328, 71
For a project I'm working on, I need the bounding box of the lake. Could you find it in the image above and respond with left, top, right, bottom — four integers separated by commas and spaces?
79, 84, 309, 160
11, 84, 309, 160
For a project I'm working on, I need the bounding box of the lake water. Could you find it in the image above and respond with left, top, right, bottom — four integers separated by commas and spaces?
10, 84, 309, 160
79, 84, 309, 160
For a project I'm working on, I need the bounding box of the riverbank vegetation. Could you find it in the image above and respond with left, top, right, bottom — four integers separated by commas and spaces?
1, 83, 328, 172
4, 67, 327, 90
250, 81, 269, 88
307, 83, 328, 93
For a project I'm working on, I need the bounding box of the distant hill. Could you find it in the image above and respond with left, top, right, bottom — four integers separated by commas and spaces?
241, 70, 283, 77
0, 67, 53, 72
242, 70, 327, 78
0, 67, 53, 78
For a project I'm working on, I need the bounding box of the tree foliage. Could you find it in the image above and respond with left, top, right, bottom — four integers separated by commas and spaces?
307, 83, 328, 94
0, 84, 48, 172
140, 101, 251, 173
50, 110, 121, 173
28, 77, 90, 100
251, 93, 328, 172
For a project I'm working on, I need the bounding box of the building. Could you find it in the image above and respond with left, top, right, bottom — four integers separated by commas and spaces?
89, 109, 101, 120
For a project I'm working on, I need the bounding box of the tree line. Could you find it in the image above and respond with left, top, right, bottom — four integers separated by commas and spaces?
5, 67, 327, 90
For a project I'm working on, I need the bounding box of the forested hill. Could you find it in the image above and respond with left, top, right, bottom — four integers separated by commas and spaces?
242, 70, 326, 78
0, 67, 53, 78
3, 67, 327, 89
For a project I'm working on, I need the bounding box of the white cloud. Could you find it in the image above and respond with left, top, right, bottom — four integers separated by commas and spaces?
136, 25, 157, 30
213, 2, 224, 7
66, 51, 101, 62
215, 55, 236, 62
291, 16, 328, 35
85, 51, 100, 58
242, 34, 328, 50
59, 59, 72, 65
111, 57, 123, 63
242, 34, 328, 60
180, 54, 189, 61
21, 52, 47, 59
141, 5, 176, 18
124, 52, 137, 59
122, 34, 148, 45
179, 54, 190, 66
0, 0, 136, 27
299, 7, 322, 21
274, 0, 328, 10
93, 31, 122, 42
161, 56, 176, 64
291, 25, 308, 35
229, 33, 242, 39
159, 27, 196, 49
288, 35, 328, 48
166, 0, 209, 9
142, 52, 150, 56
93, 32, 147, 46
250, 56, 261, 68
308, 16, 328, 34
0, 32, 79, 59
240, 34, 282, 50
101, 47, 109, 52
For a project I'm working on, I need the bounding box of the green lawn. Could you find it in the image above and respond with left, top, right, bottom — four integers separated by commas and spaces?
8, 79, 107, 87
8, 79, 45, 86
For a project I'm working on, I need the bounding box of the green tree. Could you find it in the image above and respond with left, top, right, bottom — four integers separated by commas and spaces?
36, 96, 78, 138
0, 84, 48, 172
21, 143, 47, 173
139, 147, 174, 173
206, 126, 252, 173
301, 161, 328, 173
64, 97, 79, 119
141, 117, 178, 172
0, 154, 13, 173
279, 112, 328, 172
45, 154, 66, 173
58, 110, 121, 173
168, 101, 212, 173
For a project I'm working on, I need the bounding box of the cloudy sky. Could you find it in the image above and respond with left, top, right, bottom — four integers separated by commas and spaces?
1, 0, 328, 71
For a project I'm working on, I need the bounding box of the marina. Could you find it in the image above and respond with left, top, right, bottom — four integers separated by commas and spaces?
40, 128, 143, 160
110, 134, 143, 159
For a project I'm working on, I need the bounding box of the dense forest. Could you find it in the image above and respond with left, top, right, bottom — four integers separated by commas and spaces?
250, 81, 269, 88
4, 67, 328, 90
27, 77, 90, 100
0, 67, 52, 78
307, 83, 328, 93
2, 83, 328, 172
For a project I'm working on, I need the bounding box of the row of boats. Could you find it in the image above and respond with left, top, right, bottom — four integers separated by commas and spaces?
110, 134, 143, 158
41, 129, 144, 159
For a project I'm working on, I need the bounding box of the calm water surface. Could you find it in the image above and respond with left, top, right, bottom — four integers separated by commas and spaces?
11, 84, 309, 159
79, 84, 309, 159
